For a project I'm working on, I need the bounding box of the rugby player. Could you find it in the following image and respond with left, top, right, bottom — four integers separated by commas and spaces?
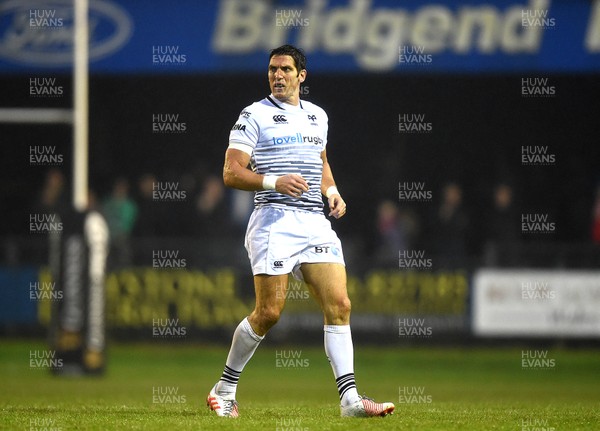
207, 45, 395, 418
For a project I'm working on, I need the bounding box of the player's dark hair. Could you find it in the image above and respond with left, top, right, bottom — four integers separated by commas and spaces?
269, 45, 306, 75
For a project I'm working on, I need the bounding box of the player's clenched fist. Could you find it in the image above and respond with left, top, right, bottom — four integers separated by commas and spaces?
275, 174, 309, 197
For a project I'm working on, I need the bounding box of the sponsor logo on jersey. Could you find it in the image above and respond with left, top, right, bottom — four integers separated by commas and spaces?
241, 110, 251, 118
231, 123, 246, 131
273, 115, 287, 124
272, 133, 323, 146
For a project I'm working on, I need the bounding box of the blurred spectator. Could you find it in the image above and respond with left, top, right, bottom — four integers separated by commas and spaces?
33, 168, 68, 214
229, 189, 254, 233
484, 183, 519, 266
592, 185, 600, 244
430, 182, 469, 268
102, 177, 137, 268
28, 169, 67, 264
133, 174, 163, 237
87, 189, 100, 211
373, 200, 417, 266
195, 174, 229, 238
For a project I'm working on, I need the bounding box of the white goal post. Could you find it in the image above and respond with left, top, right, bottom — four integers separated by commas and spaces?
73, 0, 89, 211
0, 0, 89, 212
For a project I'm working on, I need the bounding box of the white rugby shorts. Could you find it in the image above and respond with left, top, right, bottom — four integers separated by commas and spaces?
244, 206, 345, 279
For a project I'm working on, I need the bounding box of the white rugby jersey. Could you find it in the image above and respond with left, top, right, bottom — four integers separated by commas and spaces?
228, 94, 328, 212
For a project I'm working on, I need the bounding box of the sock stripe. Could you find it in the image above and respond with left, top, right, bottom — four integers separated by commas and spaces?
335, 372, 356, 400
337, 378, 354, 389
338, 381, 357, 397
224, 365, 241, 376
221, 373, 240, 383
339, 380, 356, 391
221, 372, 239, 380
339, 384, 357, 400
220, 365, 241, 384
335, 373, 354, 384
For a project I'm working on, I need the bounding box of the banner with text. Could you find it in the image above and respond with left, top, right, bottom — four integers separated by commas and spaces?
0, 0, 599, 73
473, 269, 600, 337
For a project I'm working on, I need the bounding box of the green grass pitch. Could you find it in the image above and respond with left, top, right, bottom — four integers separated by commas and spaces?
1, 340, 599, 430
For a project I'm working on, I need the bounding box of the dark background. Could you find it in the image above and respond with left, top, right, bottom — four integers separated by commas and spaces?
2, 73, 599, 258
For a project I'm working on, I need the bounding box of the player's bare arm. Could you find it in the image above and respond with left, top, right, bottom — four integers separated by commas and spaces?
223, 148, 308, 197
321, 149, 346, 219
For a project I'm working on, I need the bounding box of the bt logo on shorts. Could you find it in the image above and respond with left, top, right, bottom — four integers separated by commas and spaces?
273, 260, 284, 268
315, 246, 340, 256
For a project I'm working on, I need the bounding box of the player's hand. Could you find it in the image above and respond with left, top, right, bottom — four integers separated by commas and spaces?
276, 174, 309, 198
328, 193, 347, 219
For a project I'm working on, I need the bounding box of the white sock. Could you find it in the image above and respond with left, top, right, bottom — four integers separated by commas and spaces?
324, 324, 360, 406
215, 317, 264, 399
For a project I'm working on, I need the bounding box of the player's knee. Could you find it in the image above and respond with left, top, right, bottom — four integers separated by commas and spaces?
256, 307, 281, 329
338, 296, 351, 317
328, 295, 351, 321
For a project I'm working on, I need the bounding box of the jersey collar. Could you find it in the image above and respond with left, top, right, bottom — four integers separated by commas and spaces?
267, 94, 304, 111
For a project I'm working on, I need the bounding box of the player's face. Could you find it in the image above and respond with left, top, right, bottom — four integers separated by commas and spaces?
268, 55, 306, 104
